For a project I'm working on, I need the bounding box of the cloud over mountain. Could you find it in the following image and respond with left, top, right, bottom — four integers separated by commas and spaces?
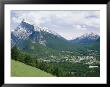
11, 11, 100, 40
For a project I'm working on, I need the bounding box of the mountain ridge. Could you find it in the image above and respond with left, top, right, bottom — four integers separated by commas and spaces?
11, 20, 100, 52
70, 32, 100, 44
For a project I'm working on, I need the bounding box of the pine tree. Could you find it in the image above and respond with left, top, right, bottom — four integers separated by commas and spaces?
11, 46, 20, 61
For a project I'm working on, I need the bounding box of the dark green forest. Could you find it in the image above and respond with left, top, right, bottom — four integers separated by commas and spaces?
11, 46, 100, 77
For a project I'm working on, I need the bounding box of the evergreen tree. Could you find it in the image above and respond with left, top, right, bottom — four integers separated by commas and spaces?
11, 46, 20, 61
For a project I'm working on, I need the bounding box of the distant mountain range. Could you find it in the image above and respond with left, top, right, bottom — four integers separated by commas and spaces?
11, 20, 100, 52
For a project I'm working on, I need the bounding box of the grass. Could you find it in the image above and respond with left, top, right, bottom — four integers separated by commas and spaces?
11, 60, 54, 77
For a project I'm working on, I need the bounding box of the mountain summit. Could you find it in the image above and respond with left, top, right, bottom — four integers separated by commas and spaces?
11, 20, 70, 50
70, 33, 100, 44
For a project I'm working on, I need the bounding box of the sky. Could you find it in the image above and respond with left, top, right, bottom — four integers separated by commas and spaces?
11, 10, 100, 40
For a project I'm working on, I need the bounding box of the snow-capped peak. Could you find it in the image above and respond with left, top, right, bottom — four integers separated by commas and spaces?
12, 20, 34, 40
84, 32, 99, 40
12, 20, 62, 41
77, 32, 99, 40
34, 25, 61, 37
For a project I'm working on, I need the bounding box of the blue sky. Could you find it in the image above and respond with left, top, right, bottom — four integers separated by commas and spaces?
11, 11, 100, 40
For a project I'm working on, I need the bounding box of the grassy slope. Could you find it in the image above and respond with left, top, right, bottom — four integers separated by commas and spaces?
11, 60, 54, 77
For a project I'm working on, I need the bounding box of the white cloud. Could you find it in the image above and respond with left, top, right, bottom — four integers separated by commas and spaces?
11, 10, 100, 40
75, 24, 87, 30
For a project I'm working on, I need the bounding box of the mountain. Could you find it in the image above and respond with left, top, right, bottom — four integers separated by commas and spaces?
11, 20, 100, 65
70, 33, 100, 44
11, 20, 73, 51
11, 20, 100, 53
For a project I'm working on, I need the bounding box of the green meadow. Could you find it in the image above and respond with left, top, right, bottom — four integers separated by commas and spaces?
11, 60, 54, 77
